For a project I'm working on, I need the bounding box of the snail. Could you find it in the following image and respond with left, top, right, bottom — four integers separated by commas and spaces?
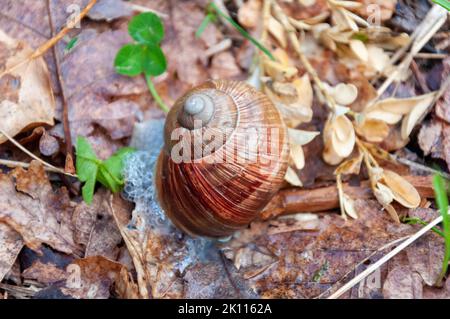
149, 80, 290, 238
124, 80, 290, 239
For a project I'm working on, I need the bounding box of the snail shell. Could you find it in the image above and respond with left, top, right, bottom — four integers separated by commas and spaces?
155, 80, 290, 238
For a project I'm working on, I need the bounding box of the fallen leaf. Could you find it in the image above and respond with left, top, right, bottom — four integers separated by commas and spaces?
0, 161, 80, 255
87, 0, 132, 22
383, 266, 423, 299
0, 224, 23, 282
72, 189, 129, 260
0, 30, 55, 144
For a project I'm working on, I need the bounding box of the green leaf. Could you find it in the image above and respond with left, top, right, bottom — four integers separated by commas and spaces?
114, 44, 144, 76
433, 173, 450, 285
142, 44, 167, 76
210, 2, 275, 61
65, 37, 78, 52
76, 138, 134, 203
128, 12, 164, 45
352, 33, 369, 43
76, 137, 100, 204
81, 172, 97, 204
97, 147, 135, 192
433, 0, 450, 11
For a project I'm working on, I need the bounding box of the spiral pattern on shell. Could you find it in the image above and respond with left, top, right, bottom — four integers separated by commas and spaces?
156, 80, 290, 238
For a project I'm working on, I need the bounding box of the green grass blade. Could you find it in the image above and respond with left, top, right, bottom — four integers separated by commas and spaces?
403, 217, 445, 237
433, 173, 450, 285
433, 0, 450, 11
196, 13, 214, 38
210, 3, 275, 61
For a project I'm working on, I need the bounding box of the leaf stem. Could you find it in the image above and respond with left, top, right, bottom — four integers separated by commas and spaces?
145, 74, 169, 113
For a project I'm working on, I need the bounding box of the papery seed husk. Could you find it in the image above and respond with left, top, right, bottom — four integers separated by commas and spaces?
335, 153, 363, 175
365, 108, 403, 124
290, 144, 305, 169
288, 128, 320, 146
273, 48, 291, 66
343, 194, 358, 219
367, 45, 390, 73
268, 16, 287, 48
376, 92, 437, 115
349, 39, 368, 62
374, 182, 394, 206
333, 83, 358, 105
331, 116, 355, 157
382, 170, 421, 208
384, 204, 400, 223
285, 166, 303, 186
293, 74, 313, 110
263, 59, 298, 81
355, 119, 390, 143
401, 92, 438, 139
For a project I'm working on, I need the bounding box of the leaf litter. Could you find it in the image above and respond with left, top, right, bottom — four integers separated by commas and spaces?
0, 0, 449, 299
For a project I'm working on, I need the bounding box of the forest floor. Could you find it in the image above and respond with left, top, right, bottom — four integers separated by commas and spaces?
0, 0, 449, 299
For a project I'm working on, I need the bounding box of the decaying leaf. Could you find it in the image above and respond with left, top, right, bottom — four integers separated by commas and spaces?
0, 161, 80, 255
72, 189, 128, 260
383, 266, 423, 299
0, 224, 23, 283
0, 29, 55, 144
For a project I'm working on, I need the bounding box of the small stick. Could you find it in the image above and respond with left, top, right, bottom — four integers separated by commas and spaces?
0, 128, 76, 178
415, 53, 448, 59
46, 0, 75, 174
0, 158, 68, 174
327, 215, 443, 299
261, 175, 434, 220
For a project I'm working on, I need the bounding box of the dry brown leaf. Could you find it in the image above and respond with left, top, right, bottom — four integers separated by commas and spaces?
383, 266, 423, 299
0, 223, 23, 283
72, 189, 129, 260
0, 161, 80, 255
0, 29, 55, 144
115, 267, 140, 299
87, 0, 132, 22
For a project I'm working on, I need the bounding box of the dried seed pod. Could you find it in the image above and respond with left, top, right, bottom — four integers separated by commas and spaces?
155, 80, 290, 238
